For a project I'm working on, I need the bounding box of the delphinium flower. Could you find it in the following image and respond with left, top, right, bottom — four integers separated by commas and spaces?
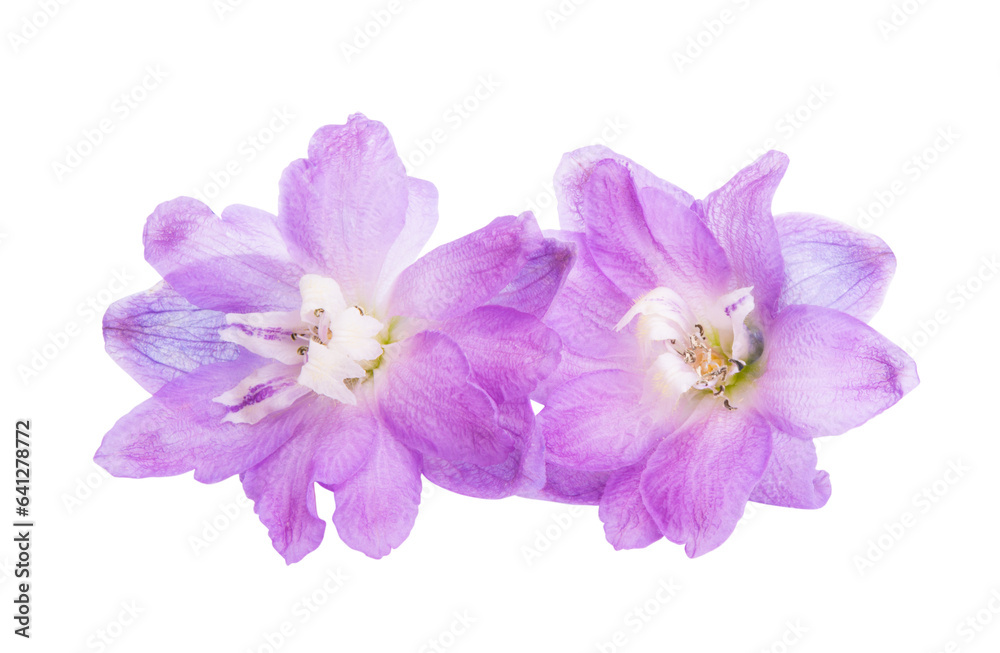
533, 146, 918, 557
96, 114, 570, 562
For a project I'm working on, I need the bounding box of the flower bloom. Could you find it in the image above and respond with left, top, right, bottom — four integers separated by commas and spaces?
534, 147, 918, 557
96, 114, 570, 562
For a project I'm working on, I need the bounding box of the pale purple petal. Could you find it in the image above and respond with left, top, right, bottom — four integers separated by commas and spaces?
600, 462, 662, 550
331, 420, 422, 559
375, 177, 440, 302
143, 198, 302, 313
95, 354, 302, 483
277, 114, 408, 305
376, 331, 513, 466
440, 306, 561, 404
539, 231, 637, 363
389, 213, 541, 321
639, 408, 772, 557
574, 159, 668, 298
421, 400, 545, 499
638, 186, 732, 307
755, 304, 919, 438
555, 144, 694, 233
749, 431, 831, 509
537, 369, 658, 471
486, 237, 575, 319
700, 151, 788, 319
524, 464, 609, 505
103, 281, 240, 394
775, 212, 896, 322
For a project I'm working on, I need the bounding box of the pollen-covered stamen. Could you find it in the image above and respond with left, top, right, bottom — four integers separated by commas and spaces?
615, 285, 756, 410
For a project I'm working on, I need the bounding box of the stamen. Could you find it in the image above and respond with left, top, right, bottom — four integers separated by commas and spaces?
297, 345, 308, 356
313, 308, 325, 317
723, 399, 737, 411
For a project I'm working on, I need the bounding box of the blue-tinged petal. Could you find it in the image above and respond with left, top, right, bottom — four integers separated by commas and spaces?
375, 177, 439, 304
754, 304, 918, 438
486, 236, 575, 319
775, 212, 896, 322
103, 281, 240, 394
523, 464, 609, 505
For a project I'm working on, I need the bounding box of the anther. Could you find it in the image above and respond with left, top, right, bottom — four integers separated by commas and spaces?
694, 324, 705, 338
314, 308, 325, 317
729, 358, 746, 371
297, 345, 308, 356
723, 399, 737, 411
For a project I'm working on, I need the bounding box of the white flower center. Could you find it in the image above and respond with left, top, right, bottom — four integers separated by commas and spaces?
213, 274, 385, 424
615, 286, 755, 410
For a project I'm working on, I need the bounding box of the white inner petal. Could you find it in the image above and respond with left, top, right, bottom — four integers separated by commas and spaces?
213, 275, 386, 421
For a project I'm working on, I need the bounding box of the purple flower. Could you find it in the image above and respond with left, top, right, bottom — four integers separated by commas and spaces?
96, 114, 570, 562
534, 146, 918, 557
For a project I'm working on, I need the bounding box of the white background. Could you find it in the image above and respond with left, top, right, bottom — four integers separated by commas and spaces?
2, 0, 998, 651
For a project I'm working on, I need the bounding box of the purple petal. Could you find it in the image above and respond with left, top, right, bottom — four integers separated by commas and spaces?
103, 281, 240, 394
638, 186, 732, 306
539, 230, 637, 363
143, 199, 302, 313
239, 395, 379, 564
440, 306, 561, 403
525, 464, 610, 505
537, 369, 657, 471
640, 407, 772, 557
700, 151, 788, 319
421, 400, 545, 499
749, 431, 831, 509
375, 177, 440, 301
377, 331, 513, 466
555, 145, 694, 233
95, 354, 301, 483
775, 212, 896, 322
486, 236, 575, 319
389, 213, 541, 321
574, 159, 668, 298
331, 419, 422, 559
277, 114, 409, 305
755, 304, 918, 438
600, 463, 663, 550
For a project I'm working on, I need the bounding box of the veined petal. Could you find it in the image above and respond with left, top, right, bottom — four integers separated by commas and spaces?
640, 407, 772, 557
277, 114, 409, 305
775, 212, 896, 322
95, 354, 302, 483
749, 430, 831, 509
214, 362, 310, 425
389, 213, 541, 321
700, 150, 788, 319
575, 159, 668, 298
440, 306, 562, 404
376, 331, 513, 466
754, 305, 918, 438
615, 286, 697, 340
523, 464, 610, 505
220, 311, 303, 365
143, 198, 302, 313
555, 144, 695, 233
375, 177, 440, 304
486, 236, 576, 320
600, 462, 663, 550
538, 369, 657, 471
103, 281, 240, 394
331, 419, 422, 559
